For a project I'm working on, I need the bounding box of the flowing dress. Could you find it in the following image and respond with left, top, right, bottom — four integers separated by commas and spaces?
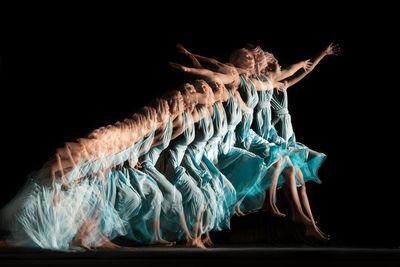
141, 117, 185, 241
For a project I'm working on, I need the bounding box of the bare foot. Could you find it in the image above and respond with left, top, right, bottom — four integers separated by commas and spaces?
151, 239, 176, 247
186, 238, 206, 249
196, 238, 207, 249
304, 224, 330, 242
263, 199, 286, 218
290, 214, 329, 241
272, 207, 286, 218
69, 239, 93, 251
234, 204, 246, 216
202, 233, 214, 247
97, 239, 122, 249
314, 224, 330, 240
290, 213, 314, 225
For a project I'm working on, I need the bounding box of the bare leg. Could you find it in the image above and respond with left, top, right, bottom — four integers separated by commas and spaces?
296, 169, 330, 240
281, 157, 327, 241
51, 168, 59, 206
201, 209, 214, 247
180, 213, 201, 248
151, 217, 175, 247
194, 200, 210, 249
263, 156, 286, 217
281, 158, 312, 224
69, 216, 95, 251
179, 212, 213, 248
56, 153, 70, 191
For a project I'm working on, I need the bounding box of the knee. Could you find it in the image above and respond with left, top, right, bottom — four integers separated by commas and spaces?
282, 165, 295, 177
275, 156, 283, 166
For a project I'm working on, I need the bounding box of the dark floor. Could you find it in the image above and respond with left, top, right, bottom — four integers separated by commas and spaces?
1, 246, 400, 267
1, 211, 399, 266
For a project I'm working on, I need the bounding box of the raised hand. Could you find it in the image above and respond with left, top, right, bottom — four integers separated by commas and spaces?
325, 43, 340, 56
169, 62, 189, 73
302, 59, 313, 72
176, 43, 191, 55
274, 81, 287, 95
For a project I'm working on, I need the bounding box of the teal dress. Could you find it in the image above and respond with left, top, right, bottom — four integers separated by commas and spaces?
252, 74, 286, 145
235, 74, 286, 211
103, 145, 143, 223
216, 91, 269, 213
0, 153, 127, 250
202, 104, 237, 230
181, 107, 219, 233
235, 75, 281, 167
163, 112, 206, 238
271, 85, 327, 184
124, 126, 164, 244
251, 74, 308, 187
141, 117, 185, 241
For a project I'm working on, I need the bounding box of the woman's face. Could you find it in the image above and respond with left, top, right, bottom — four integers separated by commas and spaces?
194, 80, 215, 106
256, 52, 268, 71
267, 60, 281, 74
168, 91, 184, 116
182, 84, 198, 112
210, 79, 228, 103
236, 49, 255, 73
264, 52, 281, 73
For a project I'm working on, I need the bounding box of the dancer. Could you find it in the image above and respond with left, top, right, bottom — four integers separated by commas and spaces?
179, 80, 220, 246
229, 47, 329, 241
162, 84, 209, 248
120, 106, 175, 246
256, 43, 339, 240
140, 95, 202, 247
170, 47, 281, 217
0, 123, 131, 249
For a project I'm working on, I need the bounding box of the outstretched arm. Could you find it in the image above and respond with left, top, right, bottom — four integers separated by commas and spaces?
177, 43, 232, 74
176, 43, 202, 68
279, 43, 340, 88
308, 42, 340, 70
169, 62, 236, 85
276, 60, 313, 81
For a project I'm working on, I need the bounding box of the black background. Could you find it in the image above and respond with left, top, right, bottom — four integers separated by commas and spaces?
1, 4, 398, 249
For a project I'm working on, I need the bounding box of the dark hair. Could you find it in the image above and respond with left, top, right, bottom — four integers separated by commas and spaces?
229, 48, 249, 67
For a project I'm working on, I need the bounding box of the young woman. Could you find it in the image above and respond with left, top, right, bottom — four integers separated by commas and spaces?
140, 95, 203, 247
229, 47, 329, 241
161, 84, 209, 248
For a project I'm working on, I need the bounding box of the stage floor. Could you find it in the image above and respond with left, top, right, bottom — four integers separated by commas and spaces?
1, 246, 399, 267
